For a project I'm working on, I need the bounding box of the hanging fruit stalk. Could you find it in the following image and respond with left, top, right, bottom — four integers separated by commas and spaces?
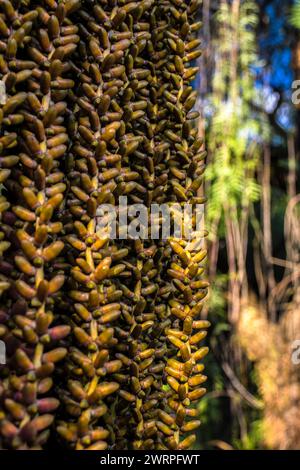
0, 0, 81, 449
0, 0, 209, 451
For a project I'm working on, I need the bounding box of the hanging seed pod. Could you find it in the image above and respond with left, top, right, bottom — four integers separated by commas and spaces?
0, 0, 208, 452
0, 0, 79, 450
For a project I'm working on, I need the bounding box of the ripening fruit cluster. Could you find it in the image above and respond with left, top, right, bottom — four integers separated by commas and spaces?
0, 0, 209, 450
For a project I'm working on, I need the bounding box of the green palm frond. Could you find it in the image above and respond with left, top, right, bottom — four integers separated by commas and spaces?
290, 0, 300, 28
206, 0, 263, 231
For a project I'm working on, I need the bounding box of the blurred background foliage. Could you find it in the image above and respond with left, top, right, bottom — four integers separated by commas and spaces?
197, 0, 300, 449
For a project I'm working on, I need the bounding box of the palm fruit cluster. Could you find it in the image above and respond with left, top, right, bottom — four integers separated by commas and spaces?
0, 0, 209, 451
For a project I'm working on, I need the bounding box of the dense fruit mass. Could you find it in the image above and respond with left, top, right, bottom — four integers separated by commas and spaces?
0, 0, 209, 450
